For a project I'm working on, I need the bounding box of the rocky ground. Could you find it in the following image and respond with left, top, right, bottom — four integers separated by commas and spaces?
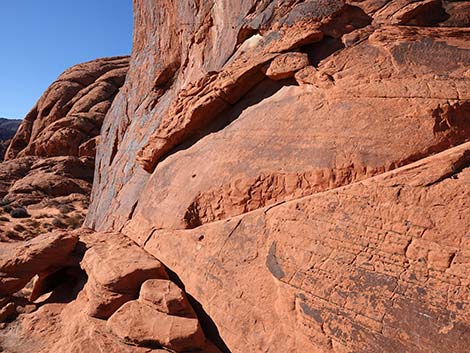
0, 1, 469, 353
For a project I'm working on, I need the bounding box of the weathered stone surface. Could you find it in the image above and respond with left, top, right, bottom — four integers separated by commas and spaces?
80, 231, 168, 319
0, 57, 128, 240
5, 57, 129, 161
82, 1, 468, 352
108, 300, 205, 351
0, 231, 78, 295
2, 1, 470, 353
144, 142, 470, 352
264, 52, 310, 80
140, 279, 194, 316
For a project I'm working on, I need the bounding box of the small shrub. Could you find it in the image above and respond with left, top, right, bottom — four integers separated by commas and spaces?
5, 230, 20, 240
13, 224, 26, 232
52, 218, 67, 229
64, 213, 85, 229
42, 223, 54, 232
56, 204, 74, 214
23, 219, 40, 228
0, 198, 11, 207
34, 213, 50, 219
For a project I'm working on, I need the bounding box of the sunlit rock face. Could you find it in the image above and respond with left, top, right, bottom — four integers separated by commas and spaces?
1, 1, 470, 353
0, 57, 129, 241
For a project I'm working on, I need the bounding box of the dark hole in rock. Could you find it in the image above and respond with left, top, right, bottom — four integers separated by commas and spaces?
34, 266, 88, 305
301, 36, 345, 67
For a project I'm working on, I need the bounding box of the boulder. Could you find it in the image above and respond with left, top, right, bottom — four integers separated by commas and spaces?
140, 279, 194, 316
264, 52, 310, 80
80, 231, 168, 319
0, 231, 78, 295
107, 278, 205, 351
108, 301, 205, 351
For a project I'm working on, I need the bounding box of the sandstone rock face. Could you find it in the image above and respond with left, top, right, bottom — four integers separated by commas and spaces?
5, 57, 129, 161
82, 1, 468, 352
0, 57, 129, 240
1, 1, 470, 353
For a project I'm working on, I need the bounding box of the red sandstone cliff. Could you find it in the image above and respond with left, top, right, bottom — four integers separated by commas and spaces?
0, 1, 469, 352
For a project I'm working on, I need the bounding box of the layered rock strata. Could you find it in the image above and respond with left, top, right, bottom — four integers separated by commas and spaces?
0, 57, 129, 240
1, 1, 470, 353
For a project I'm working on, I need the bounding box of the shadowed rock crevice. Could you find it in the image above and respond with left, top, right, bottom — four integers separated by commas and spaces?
33, 266, 88, 305
301, 36, 345, 67
391, 0, 450, 26
424, 149, 470, 186
158, 78, 296, 167
163, 264, 231, 353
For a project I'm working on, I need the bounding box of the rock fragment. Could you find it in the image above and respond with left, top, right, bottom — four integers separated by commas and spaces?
265, 52, 310, 80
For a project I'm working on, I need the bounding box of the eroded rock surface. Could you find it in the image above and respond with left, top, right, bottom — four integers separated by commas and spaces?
1, 1, 470, 353
80, 231, 168, 319
0, 57, 129, 241
107, 279, 206, 351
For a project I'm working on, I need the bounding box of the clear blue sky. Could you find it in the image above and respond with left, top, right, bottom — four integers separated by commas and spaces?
0, 1, 133, 119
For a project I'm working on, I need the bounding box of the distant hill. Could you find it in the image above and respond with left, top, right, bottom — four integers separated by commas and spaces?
0, 117, 21, 160
0, 117, 21, 140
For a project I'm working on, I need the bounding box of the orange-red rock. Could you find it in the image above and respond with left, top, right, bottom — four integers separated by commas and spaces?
5, 57, 129, 161
0, 231, 78, 296
0, 57, 128, 239
80, 231, 168, 318
264, 52, 310, 80
107, 300, 205, 351
140, 279, 194, 316
1, 1, 470, 353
